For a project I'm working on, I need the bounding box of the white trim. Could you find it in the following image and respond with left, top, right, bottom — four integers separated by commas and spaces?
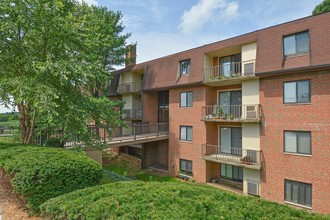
284, 152, 312, 157
284, 201, 312, 210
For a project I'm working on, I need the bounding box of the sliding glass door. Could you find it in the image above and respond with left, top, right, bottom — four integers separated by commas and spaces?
219, 91, 242, 117
220, 127, 242, 156
219, 54, 241, 77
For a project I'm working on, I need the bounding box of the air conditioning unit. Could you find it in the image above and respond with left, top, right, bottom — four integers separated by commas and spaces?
246, 105, 256, 119
125, 84, 131, 92
244, 63, 254, 76
247, 181, 259, 196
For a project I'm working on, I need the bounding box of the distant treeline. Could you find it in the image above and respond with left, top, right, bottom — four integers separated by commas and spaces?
0, 112, 18, 122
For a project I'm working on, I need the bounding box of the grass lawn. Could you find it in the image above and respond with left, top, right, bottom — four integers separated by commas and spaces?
103, 159, 180, 183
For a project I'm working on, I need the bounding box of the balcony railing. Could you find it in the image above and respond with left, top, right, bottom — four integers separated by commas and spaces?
122, 109, 143, 120
64, 123, 169, 147
202, 144, 262, 169
202, 105, 260, 122
203, 59, 256, 82
118, 81, 142, 94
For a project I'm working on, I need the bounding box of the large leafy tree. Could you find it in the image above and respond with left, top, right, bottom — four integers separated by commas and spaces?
312, 0, 330, 15
0, 0, 128, 144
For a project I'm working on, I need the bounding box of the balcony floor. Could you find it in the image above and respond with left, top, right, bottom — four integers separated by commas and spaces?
203, 118, 260, 123
203, 154, 262, 170
204, 75, 257, 86
65, 132, 169, 148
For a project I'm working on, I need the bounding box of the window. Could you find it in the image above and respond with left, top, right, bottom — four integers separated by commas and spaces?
180, 126, 192, 141
283, 31, 309, 56
284, 34, 308, 55
285, 180, 312, 207
180, 92, 193, 107
221, 164, 243, 182
180, 59, 190, 75
180, 159, 193, 176
284, 80, 310, 103
284, 131, 311, 155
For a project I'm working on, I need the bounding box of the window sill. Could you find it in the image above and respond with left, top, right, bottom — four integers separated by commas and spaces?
284, 201, 312, 210
284, 152, 312, 157
179, 174, 193, 179
284, 53, 309, 58
283, 102, 311, 106
180, 106, 193, 108
180, 140, 193, 144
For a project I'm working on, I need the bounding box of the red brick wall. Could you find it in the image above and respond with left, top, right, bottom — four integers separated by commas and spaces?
256, 13, 330, 73
142, 92, 158, 123
260, 70, 330, 214
168, 85, 207, 182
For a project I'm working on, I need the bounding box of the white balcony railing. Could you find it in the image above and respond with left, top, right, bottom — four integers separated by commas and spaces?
203, 59, 256, 82
202, 105, 260, 122
118, 81, 142, 94
202, 144, 262, 169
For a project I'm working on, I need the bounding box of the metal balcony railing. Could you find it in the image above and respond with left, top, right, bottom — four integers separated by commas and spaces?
202, 105, 260, 122
203, 59, 256, 82
118, 81, 142, 94
122, 109, 143, 120
202, 144, 262, 168
64, 123, 169, 148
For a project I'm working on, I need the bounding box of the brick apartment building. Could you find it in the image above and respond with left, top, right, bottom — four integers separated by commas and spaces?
105, 12, 330, 214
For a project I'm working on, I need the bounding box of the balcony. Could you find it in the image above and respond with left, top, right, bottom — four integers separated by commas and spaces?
202, 105, 260, 122
202, 144, 262, 170
122, 109, 143, 120
65, 123, 169, 148
118, 81, 142, 94
203, 60, 256, 86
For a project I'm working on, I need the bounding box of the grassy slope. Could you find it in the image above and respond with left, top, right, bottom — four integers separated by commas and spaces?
41, 181, 330, 220
103, 161, 179, 183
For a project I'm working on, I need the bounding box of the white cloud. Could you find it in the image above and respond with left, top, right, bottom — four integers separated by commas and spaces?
78, 0, 98, 6
179, 0, 239, 34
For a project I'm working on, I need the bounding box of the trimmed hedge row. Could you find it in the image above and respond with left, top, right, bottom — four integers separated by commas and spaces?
41, 181, 329, 220
0, 143, 102, 213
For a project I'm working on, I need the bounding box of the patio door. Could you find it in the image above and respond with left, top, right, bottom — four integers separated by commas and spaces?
220, 127, 242, 156
219, 54, 241, 78
219, 91, 242, 117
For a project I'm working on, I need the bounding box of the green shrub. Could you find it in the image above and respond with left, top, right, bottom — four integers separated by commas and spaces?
41, 182, 329, 220
0, 143, 102, 213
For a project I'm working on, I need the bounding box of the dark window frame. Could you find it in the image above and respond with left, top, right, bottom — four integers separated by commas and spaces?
180, 125, 193, 142
283, 131, 312, 155
284, 179, 312, 207
180, 159, 193, 176
283, 31, 309, 57
180, 91, 193, 107
283, 80, 311, 104
179, 59, 191, 75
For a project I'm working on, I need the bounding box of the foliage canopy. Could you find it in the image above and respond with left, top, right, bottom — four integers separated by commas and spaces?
0, 0, 129, 144
312, 0, 330, 15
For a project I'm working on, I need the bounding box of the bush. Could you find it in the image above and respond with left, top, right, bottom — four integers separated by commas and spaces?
0, 143, 102, 213
41, 182, 328, 220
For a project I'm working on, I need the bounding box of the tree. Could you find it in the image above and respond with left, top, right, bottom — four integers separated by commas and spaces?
312, 0, 330, 15
0, 0, 129, 144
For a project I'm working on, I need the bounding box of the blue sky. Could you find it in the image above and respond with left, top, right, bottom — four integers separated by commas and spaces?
0, 0, 323, 113
96, 0, 322, 63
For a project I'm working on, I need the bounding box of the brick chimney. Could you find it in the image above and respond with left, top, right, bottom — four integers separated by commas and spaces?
125, 44, 137, 67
